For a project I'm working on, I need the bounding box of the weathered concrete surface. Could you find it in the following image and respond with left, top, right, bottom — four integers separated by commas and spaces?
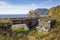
36, 20, 50, 33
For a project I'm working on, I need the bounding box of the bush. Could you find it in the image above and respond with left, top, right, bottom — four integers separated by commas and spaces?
28, 30, 50, 38
35, 32, 50, 38
12, 26, 29, 34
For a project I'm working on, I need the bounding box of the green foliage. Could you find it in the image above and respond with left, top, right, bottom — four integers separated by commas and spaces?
43, 17, 60, 40
28, 30, 37, 36
1, 32, 28, 40
0, 17, 60, 40
0, 18, 12, 24
28, 10, 39, 18
28, 30, 50, 38
34, 11, 39, 18
28, 11, 32, 18
12, 26, 24, 33
36, 32, 50, 38
12, 26, 28, 34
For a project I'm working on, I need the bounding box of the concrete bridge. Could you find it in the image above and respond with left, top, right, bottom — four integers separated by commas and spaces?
10, 17, 38, 24
0, 17, 38, 29
0, 17, 38, 36
10, 17, 39, 30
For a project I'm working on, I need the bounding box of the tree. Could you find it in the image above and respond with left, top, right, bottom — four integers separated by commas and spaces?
34, 11, 39, 18
28, 10, 39, 18
28, 10, 33, 18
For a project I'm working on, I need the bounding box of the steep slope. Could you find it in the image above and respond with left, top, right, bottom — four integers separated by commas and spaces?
35, 8, 48, 14
47, 5, 60, 16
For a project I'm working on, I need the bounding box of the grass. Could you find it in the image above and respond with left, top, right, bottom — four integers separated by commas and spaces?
0, 17, 60, 40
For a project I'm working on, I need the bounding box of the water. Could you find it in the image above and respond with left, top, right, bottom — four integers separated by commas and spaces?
12, 24, 26, 27
0, 14, 48, 18
40, 14, 48, 17
0, 14, 28, 18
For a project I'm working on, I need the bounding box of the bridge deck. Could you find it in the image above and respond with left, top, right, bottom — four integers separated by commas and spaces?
10, 17, 38, 24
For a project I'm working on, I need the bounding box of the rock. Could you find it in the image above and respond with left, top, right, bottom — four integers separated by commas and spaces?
36, 20, 50, 33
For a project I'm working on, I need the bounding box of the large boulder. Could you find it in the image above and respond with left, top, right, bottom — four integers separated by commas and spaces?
27, 19, 39, 30
36, 20, 50, 33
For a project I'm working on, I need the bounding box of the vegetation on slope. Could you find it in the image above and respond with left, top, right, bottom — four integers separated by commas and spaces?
47, 5, 60, 17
